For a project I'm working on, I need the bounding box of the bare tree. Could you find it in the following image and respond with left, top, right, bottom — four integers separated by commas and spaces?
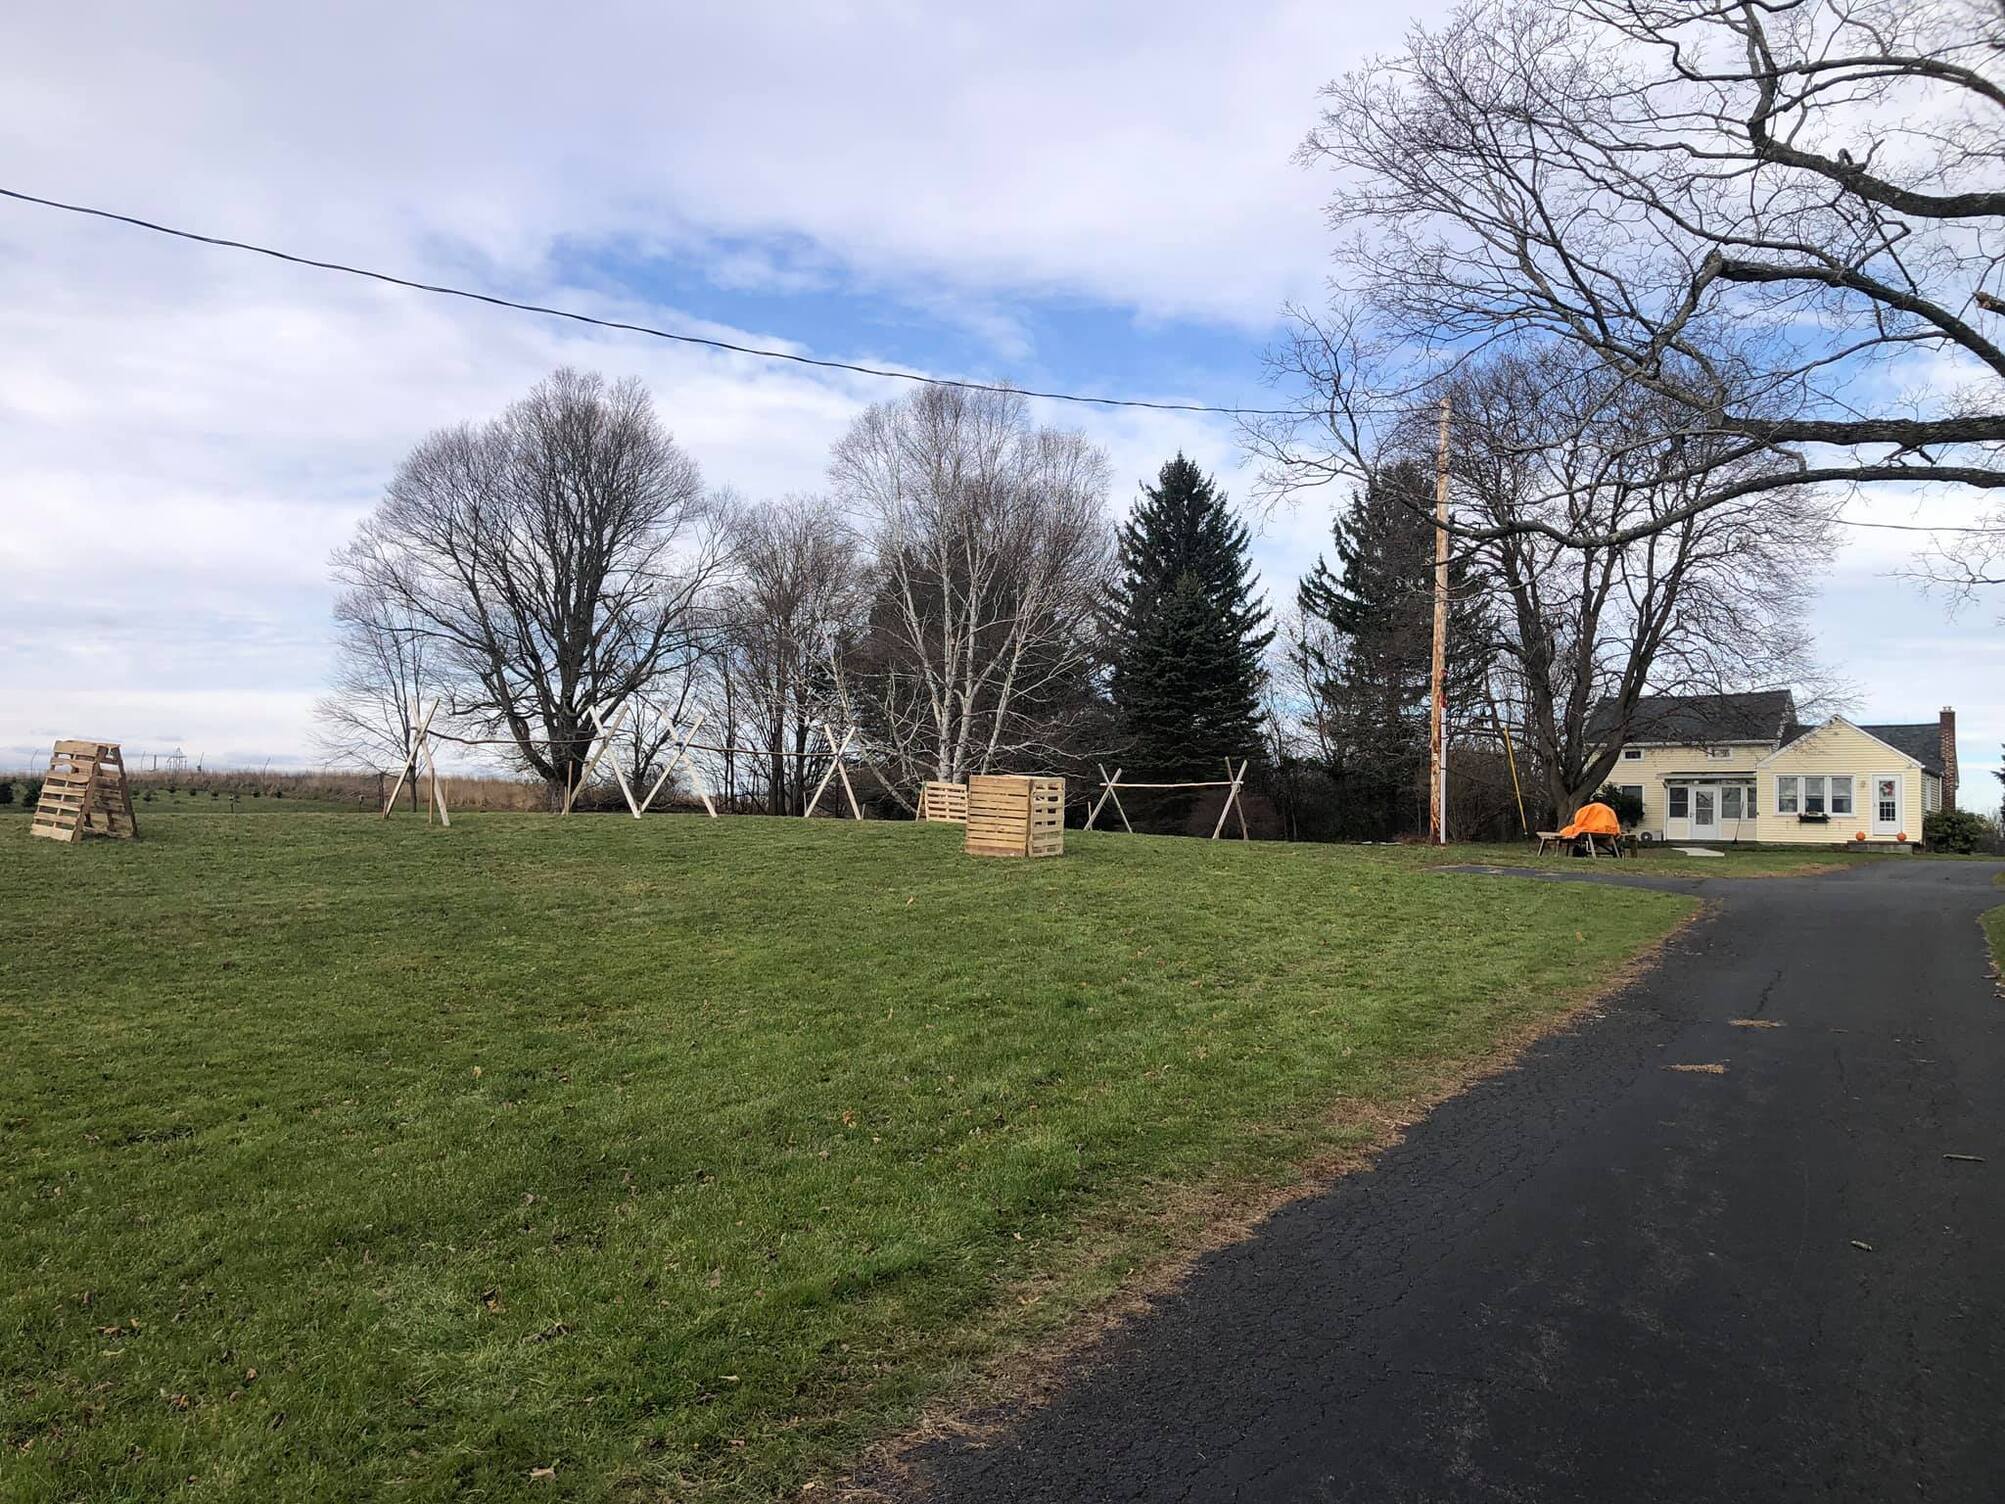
1448, 353, 1840, 818
832, 386, 1116, 787
332, 369, 726, 804
1262, 0, 2005, 550
715, 497, 865, 814
312, 587, 437, 801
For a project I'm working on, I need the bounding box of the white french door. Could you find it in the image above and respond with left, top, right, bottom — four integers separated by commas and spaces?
1870, 774, 1901, 836
1692, 787, 1718, 839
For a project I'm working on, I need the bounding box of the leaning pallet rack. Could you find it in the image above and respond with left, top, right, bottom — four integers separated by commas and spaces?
29, 740, 139, 843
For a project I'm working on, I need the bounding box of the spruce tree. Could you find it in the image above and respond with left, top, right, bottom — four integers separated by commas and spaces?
1297, 460, 1493, 838
1107, 455, 1273, 775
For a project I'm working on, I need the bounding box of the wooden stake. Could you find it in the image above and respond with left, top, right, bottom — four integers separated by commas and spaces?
1428, 395, 1451, 845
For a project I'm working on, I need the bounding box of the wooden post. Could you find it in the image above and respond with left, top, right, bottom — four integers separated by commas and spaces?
802, 724, 860, 820
639, 710, 702, 814
1428, 395, 1451, 846
588, 706, 644, 819
1085, 765, 1133, 833
382, 698, 439, 817
1486, 678, 1531, 837
1210, 759, 1249, 841
559, 704, 630, 815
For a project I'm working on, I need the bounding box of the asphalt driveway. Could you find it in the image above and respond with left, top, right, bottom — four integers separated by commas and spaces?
881, 859, 2005, 1503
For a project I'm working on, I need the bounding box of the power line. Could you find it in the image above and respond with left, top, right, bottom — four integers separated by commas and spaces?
0, 186, 1302, 418
3, 185, 2000, 538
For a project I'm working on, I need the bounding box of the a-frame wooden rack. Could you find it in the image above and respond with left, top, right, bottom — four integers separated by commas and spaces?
30, 740, 139, 843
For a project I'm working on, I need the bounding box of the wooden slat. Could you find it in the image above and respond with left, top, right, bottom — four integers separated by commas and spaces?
964, 774, 1063, 858
27, 739, 138, 844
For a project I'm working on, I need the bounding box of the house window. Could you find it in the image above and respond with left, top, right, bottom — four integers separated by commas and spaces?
1776, 776, 1799, 814
1668, 786, 1689, 820
1803, 775, 1826, 815
1704, 747, 1733, 760
1722, 786, 1742, 820
1829, 776, 1852, 816
1877, 778, 1898, 823
1622, 748, 1643, 761
1619, 783, 1644, 817
1747, 785, 1758, 816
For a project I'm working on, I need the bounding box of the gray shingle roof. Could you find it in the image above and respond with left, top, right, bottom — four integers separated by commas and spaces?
1588, 690, 1797, 745
1858, 723, 1944, 774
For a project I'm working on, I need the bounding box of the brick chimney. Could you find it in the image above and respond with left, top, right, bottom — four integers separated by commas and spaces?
1940, 707, 1958, 809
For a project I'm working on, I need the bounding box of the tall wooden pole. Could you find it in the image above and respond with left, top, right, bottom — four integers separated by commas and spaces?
1428, 396, 1452, 845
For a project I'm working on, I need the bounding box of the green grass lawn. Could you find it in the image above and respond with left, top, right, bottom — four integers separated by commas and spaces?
2, 815, 1691, 1502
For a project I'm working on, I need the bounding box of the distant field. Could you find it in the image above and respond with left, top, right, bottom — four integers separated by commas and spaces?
2, 815, 1691, 1501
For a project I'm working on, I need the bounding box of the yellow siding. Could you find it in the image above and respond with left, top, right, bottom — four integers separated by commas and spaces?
1607, 742, 1766, 842
1753, 721, 1922, 846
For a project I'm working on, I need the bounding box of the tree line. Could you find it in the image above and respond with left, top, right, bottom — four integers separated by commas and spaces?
318, 360, 1830, 839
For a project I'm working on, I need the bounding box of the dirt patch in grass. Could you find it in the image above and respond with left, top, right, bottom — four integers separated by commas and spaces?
831, 902, 1711, 1501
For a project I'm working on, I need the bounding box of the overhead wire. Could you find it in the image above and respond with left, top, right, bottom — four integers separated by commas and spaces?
3, 185, 2000, 534
0, 186, 1300, 418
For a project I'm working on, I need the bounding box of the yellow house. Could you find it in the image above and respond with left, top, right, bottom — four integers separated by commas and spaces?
1594, 691, 1957, 848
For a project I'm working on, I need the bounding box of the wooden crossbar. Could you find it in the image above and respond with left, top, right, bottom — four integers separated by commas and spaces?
559, 703, 631, 816
639, 711, 717, 819
381, 699, 449, 825
1086, 762, 1250, 840
1084, 765, 1132, 833
802, 722, 863, 820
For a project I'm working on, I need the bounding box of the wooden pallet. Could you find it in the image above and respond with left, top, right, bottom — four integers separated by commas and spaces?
30, 740, 138, 843
965, 774, 1064, 858
918, 780, 968, 823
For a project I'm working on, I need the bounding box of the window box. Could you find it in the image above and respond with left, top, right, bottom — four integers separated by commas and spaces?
1796, 812, 1830, 824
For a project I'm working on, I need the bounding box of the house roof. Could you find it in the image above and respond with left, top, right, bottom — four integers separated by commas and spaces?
1589, 690, 1797, 746
1858, 723, 1943, 775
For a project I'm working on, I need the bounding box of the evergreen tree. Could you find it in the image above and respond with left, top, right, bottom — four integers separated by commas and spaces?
1107, 455, 1273, 775
1297, 460, 1494, 838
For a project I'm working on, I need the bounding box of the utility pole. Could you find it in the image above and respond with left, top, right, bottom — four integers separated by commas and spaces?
1428, 395, 1451, 845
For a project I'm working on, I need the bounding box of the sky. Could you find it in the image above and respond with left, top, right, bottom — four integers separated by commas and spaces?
0, 1, 1998, 807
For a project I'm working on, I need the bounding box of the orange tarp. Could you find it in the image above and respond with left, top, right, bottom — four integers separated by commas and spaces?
1560, 802, 1622, 839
